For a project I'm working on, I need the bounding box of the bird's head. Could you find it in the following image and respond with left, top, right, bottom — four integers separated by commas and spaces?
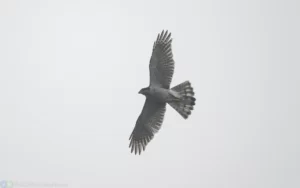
138, 87, 150, 96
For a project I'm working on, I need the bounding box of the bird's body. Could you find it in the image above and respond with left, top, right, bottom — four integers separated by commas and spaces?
129, 30, 196, 155
143, 86, 172, 102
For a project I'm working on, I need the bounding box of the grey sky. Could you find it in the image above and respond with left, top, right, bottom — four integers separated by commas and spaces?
0, 0, 299, 187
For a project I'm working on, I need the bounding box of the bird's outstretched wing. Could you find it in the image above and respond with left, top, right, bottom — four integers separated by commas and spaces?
129, 98, 166, 155
149, 30, 175, 89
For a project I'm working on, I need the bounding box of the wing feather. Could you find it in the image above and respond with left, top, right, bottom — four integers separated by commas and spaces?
129, 98, 166, 155
149, 30, 175, 89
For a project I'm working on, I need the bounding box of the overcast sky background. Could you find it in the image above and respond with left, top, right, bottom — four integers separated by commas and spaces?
0, 0, 299, 187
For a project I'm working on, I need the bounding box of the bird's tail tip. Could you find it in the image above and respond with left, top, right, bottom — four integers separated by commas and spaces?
169, 81, 196, 119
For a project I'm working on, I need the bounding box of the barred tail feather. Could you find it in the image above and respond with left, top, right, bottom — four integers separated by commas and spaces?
169, 81, 196, 119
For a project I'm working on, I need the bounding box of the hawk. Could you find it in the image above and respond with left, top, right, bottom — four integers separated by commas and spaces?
129, 30, 196, 155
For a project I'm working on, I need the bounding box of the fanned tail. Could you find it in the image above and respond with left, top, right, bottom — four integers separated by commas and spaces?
168, 81, 196, 119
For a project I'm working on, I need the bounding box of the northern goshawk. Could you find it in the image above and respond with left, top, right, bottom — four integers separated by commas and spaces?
129, 30, 196, 154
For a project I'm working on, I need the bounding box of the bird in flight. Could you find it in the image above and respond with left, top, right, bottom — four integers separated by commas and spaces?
129, 30, 196, 155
